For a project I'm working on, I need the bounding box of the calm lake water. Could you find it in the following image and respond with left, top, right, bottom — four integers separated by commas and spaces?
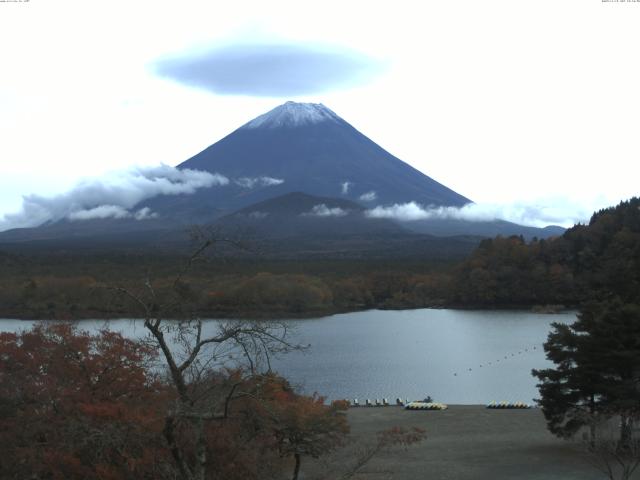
0, 309, 575, 405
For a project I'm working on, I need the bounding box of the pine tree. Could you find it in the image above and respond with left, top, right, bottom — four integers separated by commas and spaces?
533, 298, 640, 445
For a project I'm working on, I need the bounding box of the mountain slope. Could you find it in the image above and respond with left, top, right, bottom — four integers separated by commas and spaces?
144, 102, 470, 220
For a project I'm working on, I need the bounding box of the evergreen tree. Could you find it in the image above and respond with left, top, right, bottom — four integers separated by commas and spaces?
534, 298, 640, 445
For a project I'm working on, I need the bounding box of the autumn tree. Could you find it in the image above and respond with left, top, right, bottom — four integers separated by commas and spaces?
261, 377, 349, 480
0, 323, 169, 479
112, 234, 305, 480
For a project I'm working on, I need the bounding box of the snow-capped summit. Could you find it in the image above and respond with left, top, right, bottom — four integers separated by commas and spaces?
241, 101, 341, 129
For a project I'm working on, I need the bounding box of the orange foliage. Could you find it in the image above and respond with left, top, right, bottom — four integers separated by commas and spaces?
0, 324, 169, 479
0, 327, 352, 479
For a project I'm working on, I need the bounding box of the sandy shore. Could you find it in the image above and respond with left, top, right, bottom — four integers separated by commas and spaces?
302, 405, 624, 480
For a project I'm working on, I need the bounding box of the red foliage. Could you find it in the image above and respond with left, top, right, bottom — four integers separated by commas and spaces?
0, 326, 352, 480
0, 323, 169, 479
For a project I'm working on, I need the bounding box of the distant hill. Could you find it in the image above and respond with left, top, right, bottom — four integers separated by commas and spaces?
217, 192, 406, 238
403, 218, 565, 240
0, 192, 483, 261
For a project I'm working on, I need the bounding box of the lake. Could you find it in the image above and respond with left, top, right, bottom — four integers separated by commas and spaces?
0, 309, 575, 405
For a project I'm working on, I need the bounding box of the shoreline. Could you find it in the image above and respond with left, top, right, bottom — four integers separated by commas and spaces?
0, 304, 577, 322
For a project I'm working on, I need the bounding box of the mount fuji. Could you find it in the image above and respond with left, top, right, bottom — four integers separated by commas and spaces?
0, 101, 563, 252
142, 101, 470, 222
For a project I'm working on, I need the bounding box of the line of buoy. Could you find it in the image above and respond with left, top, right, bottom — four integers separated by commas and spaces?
453, 344, 543, 376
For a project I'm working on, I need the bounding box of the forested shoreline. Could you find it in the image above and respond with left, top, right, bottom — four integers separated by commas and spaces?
0, 198, 637, 321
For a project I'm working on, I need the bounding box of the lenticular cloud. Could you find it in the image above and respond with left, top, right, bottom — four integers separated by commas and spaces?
0, 164, 228, 231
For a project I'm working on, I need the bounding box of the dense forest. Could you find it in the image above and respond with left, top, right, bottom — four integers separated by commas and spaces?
0, 197, 638, 319
451, 197, 640, 307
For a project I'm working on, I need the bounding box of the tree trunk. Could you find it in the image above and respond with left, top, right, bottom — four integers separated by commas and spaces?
292, 453, 301, 480
619, 414, 632, 453
164, 415, 194, 480
589, 394, 597, 447
194, 416, 207, 480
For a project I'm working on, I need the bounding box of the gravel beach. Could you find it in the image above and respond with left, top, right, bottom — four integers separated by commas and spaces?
302, 405, 627, 480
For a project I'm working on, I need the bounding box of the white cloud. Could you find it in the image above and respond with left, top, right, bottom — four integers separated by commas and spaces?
67, 205, 159, 222
235, 176, 284, 188
134, 207, 159, 220
359, 191, 377, 202
248, 211, 269, 219
366, 202, 431, 221
302, 204, 348, 217
0, 164, 227, 231
68, 205, 132, 221
341, 181, 352, 194
365, 198, 597, 228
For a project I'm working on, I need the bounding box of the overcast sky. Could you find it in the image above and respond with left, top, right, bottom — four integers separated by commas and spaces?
1, 0, 638, 228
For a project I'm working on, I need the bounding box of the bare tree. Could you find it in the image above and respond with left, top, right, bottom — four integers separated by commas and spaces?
111, 231, 303, 480
583, 413, 640, 480
338, 426, 426, 480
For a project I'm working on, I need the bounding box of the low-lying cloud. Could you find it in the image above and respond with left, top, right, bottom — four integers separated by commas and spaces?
153, 43, 384, 97
366, 199, 596, 228
68, 205, 132, 221
302, 204, 348, 218
359, 191, 377, 202
0, 164, 227, 231
68, 205, 159, 222
235, 176, 284, 189
341, 181, 352, 195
